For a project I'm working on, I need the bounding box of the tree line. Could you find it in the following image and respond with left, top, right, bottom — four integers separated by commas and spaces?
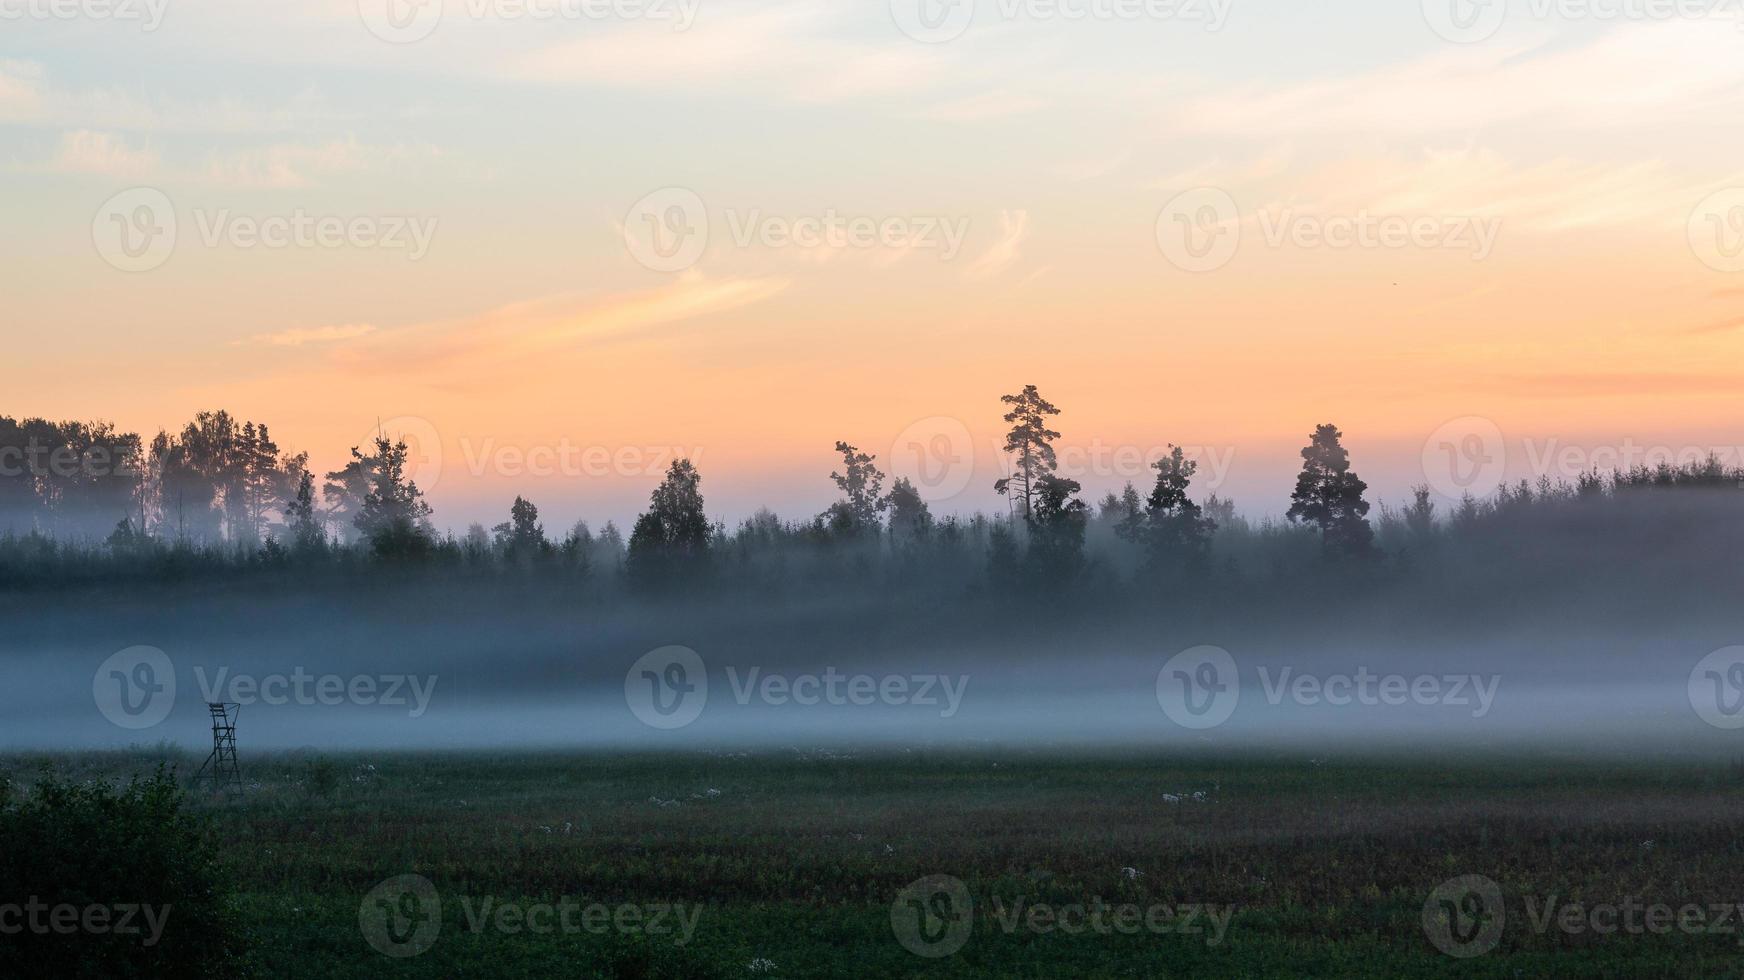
0, 390, 1738, 595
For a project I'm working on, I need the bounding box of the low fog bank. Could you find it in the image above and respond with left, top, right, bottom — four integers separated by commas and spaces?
2, 570, 1737, 757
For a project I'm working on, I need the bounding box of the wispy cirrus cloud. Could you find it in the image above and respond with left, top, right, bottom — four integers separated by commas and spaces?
203, 137, 442, 189
1166, 18, 1744, 136
0, 58, 354, 135
32, 129, 160, 177
327, 272, 790, 379
1474, 370, 1744, 398
250, 323, 378, 347
507, 3, 1004, 104
1266, 149, 1727, 234
963, 210, 1029, 281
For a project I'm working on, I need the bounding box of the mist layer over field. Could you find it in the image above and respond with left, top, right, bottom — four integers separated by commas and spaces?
2, 571, 1733, 757
4, 478, 1741, 757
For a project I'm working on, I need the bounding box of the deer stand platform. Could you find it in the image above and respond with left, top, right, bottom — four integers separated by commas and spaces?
193, 702, 243, 797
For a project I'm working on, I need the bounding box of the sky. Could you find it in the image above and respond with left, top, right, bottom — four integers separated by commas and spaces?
5, 0, 1744, 532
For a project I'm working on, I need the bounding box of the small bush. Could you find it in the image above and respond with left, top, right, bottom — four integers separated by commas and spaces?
0, 765, 249, 978
305, 757, 340, 801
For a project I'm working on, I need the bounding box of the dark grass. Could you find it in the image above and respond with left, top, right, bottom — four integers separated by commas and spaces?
10, 747, 1744, 978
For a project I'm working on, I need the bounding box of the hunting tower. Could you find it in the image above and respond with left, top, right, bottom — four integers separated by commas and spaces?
193, 702, 243, 797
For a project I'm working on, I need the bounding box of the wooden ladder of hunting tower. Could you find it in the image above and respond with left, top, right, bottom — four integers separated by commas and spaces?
193, 702, 243, 797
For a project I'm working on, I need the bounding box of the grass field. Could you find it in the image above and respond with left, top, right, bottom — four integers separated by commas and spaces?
11, 748, 1744, 978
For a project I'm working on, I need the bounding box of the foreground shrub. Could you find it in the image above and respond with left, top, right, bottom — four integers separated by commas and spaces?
0, 765, 248, 978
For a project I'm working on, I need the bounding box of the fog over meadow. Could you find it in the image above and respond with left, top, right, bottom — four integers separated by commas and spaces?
5, 542, 1738, 758
4, 408, 1742, 759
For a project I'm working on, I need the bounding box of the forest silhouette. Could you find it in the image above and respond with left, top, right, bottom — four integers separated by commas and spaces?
1, 388, 1740, 608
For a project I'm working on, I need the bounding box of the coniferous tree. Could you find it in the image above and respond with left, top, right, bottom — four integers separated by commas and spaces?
993, 385, 1062, 519
595, 520, 626, 576
1285, 424, 1374, 558
1125, 445, 1216, 577
886, 477, 933, 546
354, 434, 434, 560
283, 467, 326, 554
560, 519, 594, 579
1025, 472, 1089, 586
1404, 485, 1437, 550
493, 495, 549, 561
